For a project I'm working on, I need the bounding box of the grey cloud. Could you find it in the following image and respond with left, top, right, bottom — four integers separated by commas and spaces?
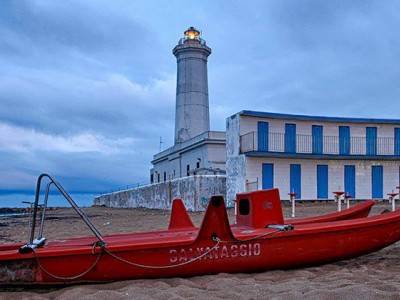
0, 0, 148, 55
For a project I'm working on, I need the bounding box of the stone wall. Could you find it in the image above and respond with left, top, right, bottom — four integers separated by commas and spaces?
94, 175, 227, 211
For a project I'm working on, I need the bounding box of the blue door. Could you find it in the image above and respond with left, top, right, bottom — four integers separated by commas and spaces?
290, 164, 301, 199
312, 125, 323, 154
366, 127, 377, 155
317, 165, 328, 199
262, 163, 274, 189
395, 128, 400, 156
344, 165, 356, 198
285, 124, 296, 153
372, 166, 383, 198
258, 122, 269, 151
339, 126, 350, 155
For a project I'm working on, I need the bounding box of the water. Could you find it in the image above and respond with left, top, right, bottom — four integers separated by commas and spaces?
0, 213, 29, 218
0, 192, 96, 208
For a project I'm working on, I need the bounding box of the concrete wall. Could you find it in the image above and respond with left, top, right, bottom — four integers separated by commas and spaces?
226, 114, 246, 202
94, 175, 227, 211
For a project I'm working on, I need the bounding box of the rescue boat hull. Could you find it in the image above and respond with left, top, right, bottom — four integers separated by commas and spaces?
1, 191, 399, 285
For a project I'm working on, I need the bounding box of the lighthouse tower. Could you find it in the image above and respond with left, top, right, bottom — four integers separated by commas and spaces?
173, 27, 212, 144
151, 27, 226, 185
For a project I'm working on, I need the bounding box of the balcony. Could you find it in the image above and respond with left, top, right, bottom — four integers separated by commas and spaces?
240, 131, 400, 158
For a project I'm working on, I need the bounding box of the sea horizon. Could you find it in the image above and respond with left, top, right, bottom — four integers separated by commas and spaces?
0, 192, 97, 208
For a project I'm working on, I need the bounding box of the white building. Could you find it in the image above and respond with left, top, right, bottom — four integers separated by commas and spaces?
227, 110, 400, 202
151, 27, 226, 183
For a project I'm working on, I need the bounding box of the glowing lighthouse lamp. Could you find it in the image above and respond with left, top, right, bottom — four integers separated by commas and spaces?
184, 27, 200, 40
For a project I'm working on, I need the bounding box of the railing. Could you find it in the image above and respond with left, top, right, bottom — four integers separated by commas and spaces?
19, 174, 105, 254
240, 131, 400, 156
178, 36, 207, 46
246, 178, 259, 192
96, 180, 150, 196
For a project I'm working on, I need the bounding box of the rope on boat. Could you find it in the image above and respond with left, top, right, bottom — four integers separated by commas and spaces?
103, 236, 221, 269
219, 228, 285, 244
32, 237, 220, 278
32, 242, 104, 280
31, 228, 287, 277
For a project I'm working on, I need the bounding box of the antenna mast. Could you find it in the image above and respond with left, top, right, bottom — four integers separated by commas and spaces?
159, 136, 165, 152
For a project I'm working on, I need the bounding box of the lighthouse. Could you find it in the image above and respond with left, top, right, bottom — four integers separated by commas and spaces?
173, 27, 212, 144
150, 27, 226, 185
97, 27, 227, 210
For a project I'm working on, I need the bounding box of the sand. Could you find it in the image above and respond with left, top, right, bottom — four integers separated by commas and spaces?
1, 202, 399, 299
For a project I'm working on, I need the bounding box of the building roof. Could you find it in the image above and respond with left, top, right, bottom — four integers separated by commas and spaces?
238, 110, 400, 125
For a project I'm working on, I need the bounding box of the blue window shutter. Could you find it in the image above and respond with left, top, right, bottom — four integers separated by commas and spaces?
366, 127, 377, 155
344, 165, 356, 198
372, 166, 383, 198
258, 122, 269, 151
285, 124, 296, 153
312, 125, 323, 154
395, 128, 400, 156
317, 165, 328, 199
339, 126, 350, 155
262, 163, 274, 189
290, 164, 301, 199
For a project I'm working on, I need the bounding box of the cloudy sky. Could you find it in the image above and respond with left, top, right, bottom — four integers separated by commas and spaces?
1, 0, 400, 204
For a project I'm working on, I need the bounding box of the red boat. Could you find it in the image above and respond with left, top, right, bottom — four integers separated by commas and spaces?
1, 174, 399, 285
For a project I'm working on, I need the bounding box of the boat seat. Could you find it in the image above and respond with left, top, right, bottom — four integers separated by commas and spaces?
235, 188, 284, 228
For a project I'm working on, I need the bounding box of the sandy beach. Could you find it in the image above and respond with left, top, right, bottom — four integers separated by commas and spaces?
1, 201, 400, 299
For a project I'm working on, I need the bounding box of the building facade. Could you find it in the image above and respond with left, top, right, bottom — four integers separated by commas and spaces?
227, 110, 400, 202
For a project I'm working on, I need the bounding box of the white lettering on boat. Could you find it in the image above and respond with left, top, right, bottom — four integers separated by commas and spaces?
169, 243, 261, 264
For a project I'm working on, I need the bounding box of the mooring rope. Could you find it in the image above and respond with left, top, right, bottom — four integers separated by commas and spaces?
32, 242, 103, 280
32, 237, 220, 280
103, 236, 221, 269
32, 227, 289, 278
